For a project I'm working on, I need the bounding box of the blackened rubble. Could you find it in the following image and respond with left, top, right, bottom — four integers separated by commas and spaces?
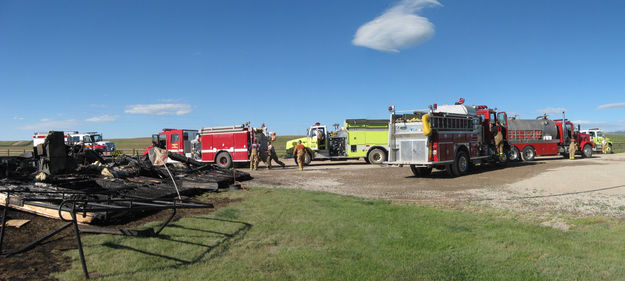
0, 131, 251, 224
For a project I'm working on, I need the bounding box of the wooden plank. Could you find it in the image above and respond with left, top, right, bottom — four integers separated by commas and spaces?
0, 193, 96, 224
4, 219, 30, 228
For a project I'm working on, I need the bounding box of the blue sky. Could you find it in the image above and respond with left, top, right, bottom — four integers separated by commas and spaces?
2, 0, 625, 140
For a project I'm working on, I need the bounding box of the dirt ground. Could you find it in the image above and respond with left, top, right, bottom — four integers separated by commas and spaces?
246, 154, 625, 217
0, 196, 237, 281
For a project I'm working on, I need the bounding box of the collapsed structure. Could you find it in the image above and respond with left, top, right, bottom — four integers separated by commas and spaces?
1, 131, 251, 224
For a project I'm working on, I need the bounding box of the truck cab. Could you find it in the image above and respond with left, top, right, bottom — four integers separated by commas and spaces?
307, 124, 328, 151
152, 129, 199, 158
580, 128, 613, 153
286, 120, 389, 165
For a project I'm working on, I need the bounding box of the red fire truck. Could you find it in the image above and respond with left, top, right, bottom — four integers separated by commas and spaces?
507, 115, 594, 161
386, 100, 510, 177
150, 124, 268, 168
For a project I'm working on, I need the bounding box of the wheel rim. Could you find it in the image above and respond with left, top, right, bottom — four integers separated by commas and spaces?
373, 153, 381, 162
219, 157, 227, 165
459, 156, 468, 173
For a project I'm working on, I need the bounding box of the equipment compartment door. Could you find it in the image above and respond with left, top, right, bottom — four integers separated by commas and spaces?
399, 139, 427, 163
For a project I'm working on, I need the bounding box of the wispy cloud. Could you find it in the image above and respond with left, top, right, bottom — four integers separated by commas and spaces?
19, 119, 81, 131
536, 107, 567, 114
597, 102, 625, 110
571, 120, 608, 126
85, 114, 118, 122
157, 98, 182, 103
125, 104, 192, 116
13, 116, 24, 120
352, 0, 441, 52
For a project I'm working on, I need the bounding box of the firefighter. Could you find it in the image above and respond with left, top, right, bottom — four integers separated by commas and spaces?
602, 139, 608, 154
569, 138, 576, 160
292, 140, 307, 171
266, 141, 285, 169
250, 141, 260, 170
493, 121, 505, 156
191, 134, 201, 160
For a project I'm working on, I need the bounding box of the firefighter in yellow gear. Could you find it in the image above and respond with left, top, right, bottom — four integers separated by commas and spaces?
266, 141, 285, 169
292, 140, 307, 171
602, 139, 608, 154
569, 139, 576, 160
250, 141, 260, 170
493, 121, 505, 156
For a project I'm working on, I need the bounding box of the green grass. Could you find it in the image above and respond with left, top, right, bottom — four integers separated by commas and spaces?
271, 136, 302, 158
56, 188, 625, 280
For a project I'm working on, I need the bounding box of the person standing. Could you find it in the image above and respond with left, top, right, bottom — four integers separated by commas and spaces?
569, 138, 577, 160
250, 141, 260, 170
493, 121, 505, 156
292, 140, 307, 171
266, 141, 286, 169
602, 139, 608, 154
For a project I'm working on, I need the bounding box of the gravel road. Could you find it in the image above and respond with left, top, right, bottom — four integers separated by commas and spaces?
243, 154, 625, 217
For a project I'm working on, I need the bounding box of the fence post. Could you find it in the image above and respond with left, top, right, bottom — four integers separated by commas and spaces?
133, 149, 136, 155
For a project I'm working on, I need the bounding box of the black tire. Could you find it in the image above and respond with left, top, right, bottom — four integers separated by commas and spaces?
608, 144, 614, 154
582, 144, 593, 158
446, 164, 458, 177
521, 146, 535, 161
410, 165, 432, 177
455, 151, 470, 176
447, 151, 468, 177
509, 146, 521, 161
304, 151, 312, 166
215, 152, 232, 169
367, 148, 386, 165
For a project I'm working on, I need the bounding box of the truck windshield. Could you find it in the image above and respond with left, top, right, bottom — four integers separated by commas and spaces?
91, 135, 103, 142
597, 131, 604, 137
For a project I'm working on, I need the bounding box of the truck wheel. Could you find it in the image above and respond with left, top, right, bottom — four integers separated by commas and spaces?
304, 151, 312, 166
456, 151, 470, 176
509, 146, 521, 162
367, 148, 386, 165
521, 146, 535, 161
447, 151, 468, 177
607, 144, 613, 154
215, 152, 232, 169
410, 165, 432, 177
582, 144, 593, 158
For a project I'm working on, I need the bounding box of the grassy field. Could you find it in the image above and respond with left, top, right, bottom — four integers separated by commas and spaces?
57, 187, 625, 280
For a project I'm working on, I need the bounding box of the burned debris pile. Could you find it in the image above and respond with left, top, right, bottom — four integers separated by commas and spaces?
0, 131, 251, 224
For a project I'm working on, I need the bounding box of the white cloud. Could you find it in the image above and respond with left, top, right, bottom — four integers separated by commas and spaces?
571, 120, 608, 126
85, 114, 118, 122
13, 116, 24, 120
352, 0, 441, 52
125, 104, 192, 116
597, 102, 625, 110
19, 119, 81, 131
536, 107, 567, 114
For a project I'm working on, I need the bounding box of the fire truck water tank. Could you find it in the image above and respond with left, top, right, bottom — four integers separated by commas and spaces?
507, 119, 558, 139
